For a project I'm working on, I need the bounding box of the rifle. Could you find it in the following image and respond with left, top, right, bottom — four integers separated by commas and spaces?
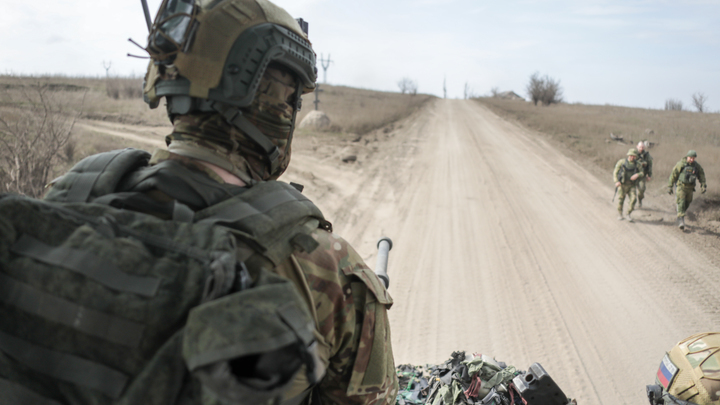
375, 237, 392, 289
612, 186, 618, 202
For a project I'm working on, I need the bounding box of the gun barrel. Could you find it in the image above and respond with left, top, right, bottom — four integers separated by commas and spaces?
141, 0, 153, 32
375, 237, 392, 289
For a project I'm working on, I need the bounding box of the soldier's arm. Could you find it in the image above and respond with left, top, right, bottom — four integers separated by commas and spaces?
612, 160, 622, 183
647, 155, 653, 177
294, 230, 398, 405
668, 163, 681, 188
698, 164, 707, 188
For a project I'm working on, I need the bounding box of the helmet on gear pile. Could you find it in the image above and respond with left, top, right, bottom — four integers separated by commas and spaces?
142, 0, 317, 174
647, 333, 720, 405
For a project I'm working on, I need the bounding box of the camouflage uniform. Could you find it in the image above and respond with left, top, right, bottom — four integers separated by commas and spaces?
636, 150, 653, 205
668, 158, 707, 218
113, 149, 398, 404
613, 156, 644, 218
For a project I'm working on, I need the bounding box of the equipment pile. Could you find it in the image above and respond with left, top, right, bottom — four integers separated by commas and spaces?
395, 351, 577, 405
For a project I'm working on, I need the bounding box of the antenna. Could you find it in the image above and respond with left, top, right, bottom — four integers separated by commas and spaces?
141, 0, 153, 32
319, 53, 333, 84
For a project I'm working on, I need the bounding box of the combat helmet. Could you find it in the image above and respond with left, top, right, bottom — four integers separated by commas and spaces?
647, 332, 720, 405
628, 148, 639, 157
143, 0, 317, 174
687, 150, 698, 158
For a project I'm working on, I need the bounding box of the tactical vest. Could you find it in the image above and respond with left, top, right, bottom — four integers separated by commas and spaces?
0, 149, 329, 405
618, 159, 639, 184
679, 164, 698, 186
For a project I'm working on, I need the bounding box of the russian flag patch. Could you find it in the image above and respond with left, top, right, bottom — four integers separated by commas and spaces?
657, 354, 679, 388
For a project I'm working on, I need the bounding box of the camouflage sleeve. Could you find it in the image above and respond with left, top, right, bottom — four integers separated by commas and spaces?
697, 163, 707, 187
647, 154, 653, 177
293, 229, 398, 405
612, 160, 623, 183
669, 161, 682, 188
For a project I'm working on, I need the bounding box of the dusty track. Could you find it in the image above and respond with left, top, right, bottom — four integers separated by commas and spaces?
287, 99, 720, 405
86, 99, 720, 404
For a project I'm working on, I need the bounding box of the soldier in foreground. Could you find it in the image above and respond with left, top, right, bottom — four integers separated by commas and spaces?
646, 332, 720, 405
636, 141, 653, 208
668, 150, 707, 230
0, 1, 397, 404
613, 148, 644, 221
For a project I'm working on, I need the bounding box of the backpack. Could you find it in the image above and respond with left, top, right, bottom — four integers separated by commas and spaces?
0, 149, 328, 405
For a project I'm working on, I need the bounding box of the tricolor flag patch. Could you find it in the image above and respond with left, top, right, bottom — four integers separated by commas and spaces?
657, 354, 679, 388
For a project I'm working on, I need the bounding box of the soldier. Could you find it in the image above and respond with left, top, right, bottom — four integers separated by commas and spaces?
613, 148, 644, 222
636, 141, 653, 208
668, 150, 707, 230
1, 1, 398, 404
646, 332, 720, 405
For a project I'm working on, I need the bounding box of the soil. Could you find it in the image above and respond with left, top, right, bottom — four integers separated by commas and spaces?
83, 99, 720, 405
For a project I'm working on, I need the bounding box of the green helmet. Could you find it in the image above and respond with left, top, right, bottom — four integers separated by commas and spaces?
628, 148, 639, 157
647, 332, 720, 405
687, 150, 698, 158
142, 0, 317, 174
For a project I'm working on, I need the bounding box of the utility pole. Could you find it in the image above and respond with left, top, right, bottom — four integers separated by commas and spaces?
319, 53, 333, 84
102, 61, 112, 78
313, 83, 323, 111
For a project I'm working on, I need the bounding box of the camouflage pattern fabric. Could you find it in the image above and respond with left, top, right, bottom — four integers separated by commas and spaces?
166, 66, 297, 183
144, 151, 399, 404
668, 159, 707, 218
638, 150, 653, 178
636, 178, 647, 202
676, 187, 694, 218
616, 183, 637, 215
613, 158, 643, 186
668, 159, 707, 191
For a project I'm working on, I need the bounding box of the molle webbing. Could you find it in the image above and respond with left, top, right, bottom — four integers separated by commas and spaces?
195, 180, 328, 266
0, 377, 63, 405
11, 234, 161, 297
0, 331, 128, 398
0, 273, 145, 347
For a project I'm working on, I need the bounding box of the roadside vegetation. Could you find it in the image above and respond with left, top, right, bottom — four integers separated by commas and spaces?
475, 97, 720, 226
0, 75, 432, 197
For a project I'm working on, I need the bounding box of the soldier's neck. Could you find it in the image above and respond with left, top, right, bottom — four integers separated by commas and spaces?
197, 160, 247, 186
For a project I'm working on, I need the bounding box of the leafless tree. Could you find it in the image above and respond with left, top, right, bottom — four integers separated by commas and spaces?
0, 82, 85, 197
665, 98, 683, 111
443, 76, 447, 99
691, 92, 708, 113
397, 77, 418, 95
526, 72, 563, 106
490, 87, 500, 97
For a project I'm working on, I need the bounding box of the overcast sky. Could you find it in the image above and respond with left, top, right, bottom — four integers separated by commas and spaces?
3, 0, 719, 111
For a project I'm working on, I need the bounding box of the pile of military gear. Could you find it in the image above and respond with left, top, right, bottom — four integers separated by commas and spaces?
395, 351, 577, 405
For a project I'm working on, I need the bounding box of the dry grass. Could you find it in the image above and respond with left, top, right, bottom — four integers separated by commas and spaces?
297, 84, 433, 135
475, 97, 720, 224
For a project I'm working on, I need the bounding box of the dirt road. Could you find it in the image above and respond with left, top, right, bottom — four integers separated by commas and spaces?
86, 99, 719, 404
285, 99, 720, 405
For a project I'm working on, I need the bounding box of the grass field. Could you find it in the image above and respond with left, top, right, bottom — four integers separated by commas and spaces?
475, 97, 720, 224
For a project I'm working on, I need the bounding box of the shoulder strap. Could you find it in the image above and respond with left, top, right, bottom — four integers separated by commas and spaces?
44, 149, 151, 203
194, 181, 331, 266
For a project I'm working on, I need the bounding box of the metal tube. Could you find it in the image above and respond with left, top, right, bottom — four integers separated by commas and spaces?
375, 237, 392, 289
141, 0, 153, 32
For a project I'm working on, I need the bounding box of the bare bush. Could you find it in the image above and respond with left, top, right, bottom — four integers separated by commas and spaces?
106, 77, 143, 100
490, 87, 500, 97
397, 77, 418, 95
665, 98, 684, 111
526, 72, 563, 106
692, 92, 708, 113
0, 82, 85, 197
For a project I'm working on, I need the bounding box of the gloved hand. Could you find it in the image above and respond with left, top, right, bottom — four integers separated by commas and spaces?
668, 188, 674, 195
701, 186, 707, 194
